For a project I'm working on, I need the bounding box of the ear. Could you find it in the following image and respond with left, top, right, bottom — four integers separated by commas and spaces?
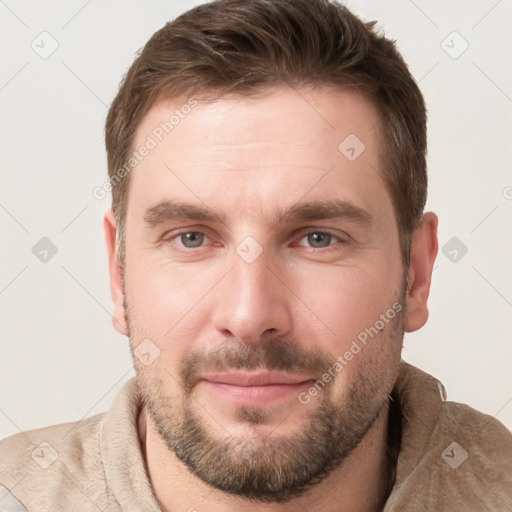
404, 212, 439, 332
104, 209, 128, 336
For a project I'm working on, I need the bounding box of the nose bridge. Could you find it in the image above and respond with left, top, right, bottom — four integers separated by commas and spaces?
211, 243, 293, 343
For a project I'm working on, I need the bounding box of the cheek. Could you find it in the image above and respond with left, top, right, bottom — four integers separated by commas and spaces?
125, 261, 220, 372
296, 266, 404, 404
127, 261, 205, 329
291, 263, 402, 355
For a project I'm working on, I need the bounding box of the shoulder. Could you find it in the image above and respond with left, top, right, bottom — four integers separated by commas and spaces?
393, 402, 512, 511
387, 362, 512, 511
426, 401, 512, 509
0, 412, 109, 511
435, 400, 512, 481
440, 399, 512, 451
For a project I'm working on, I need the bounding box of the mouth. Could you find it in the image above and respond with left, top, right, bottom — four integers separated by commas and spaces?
198, 371, 314, 406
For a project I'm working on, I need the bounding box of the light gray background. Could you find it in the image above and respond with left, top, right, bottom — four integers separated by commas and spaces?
1, 0, 511, 440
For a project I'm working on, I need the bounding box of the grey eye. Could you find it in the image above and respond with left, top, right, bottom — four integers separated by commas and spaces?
305, 232, 333, 248
179, 232, 205, 248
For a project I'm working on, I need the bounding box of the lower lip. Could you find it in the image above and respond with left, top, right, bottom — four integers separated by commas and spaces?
201, 380, 312, 406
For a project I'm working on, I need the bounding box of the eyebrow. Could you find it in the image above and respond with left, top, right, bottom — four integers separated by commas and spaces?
274, 199, 373, 227
144, 199, 373, 228
144, 201, 225, 226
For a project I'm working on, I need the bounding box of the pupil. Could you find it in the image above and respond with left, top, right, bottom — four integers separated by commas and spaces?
309, 233, 330, 247
182, 232, 203, 247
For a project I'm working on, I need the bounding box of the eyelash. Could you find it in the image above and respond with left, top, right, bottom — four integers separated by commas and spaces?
162, 229, 346, 252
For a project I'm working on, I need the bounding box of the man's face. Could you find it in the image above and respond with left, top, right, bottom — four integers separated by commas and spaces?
121, 86, 405, 501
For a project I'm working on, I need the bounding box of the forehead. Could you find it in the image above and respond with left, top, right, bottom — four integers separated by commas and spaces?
127, 85, 388, 223
134, 85, 380, 160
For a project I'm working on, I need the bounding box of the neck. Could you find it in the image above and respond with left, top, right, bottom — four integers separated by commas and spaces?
139, 403, 393, 512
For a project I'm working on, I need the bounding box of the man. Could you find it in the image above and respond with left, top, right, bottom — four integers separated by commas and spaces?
1, 0, 511, 510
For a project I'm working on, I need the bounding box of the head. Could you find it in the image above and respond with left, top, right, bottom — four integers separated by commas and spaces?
104, 0, 438, 503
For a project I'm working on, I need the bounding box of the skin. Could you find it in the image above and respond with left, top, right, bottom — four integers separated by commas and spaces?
104, 85, 438, 511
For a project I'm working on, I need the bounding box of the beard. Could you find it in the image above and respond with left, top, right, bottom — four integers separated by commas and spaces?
125, 288, 405, 503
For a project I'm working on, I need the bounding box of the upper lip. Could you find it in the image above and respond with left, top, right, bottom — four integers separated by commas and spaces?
200, 371, 313, 387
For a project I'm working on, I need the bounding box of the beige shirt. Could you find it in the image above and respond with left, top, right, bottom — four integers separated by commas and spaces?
1, 361, 511, 511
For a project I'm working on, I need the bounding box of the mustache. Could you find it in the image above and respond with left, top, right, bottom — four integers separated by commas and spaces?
180, 339, 334, 393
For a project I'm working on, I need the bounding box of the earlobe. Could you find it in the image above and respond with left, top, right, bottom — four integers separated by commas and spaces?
404, 212, 439, 333
104, 209, 128, 336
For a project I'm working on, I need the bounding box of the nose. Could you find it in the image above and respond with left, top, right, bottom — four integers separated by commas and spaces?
211, 247, 293, 345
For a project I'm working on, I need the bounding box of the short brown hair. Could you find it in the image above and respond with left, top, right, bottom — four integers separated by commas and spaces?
105, 0, 427, 267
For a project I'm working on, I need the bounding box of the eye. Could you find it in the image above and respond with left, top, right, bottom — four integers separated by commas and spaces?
297, 231, 343, 249
165, 231, 211, 249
